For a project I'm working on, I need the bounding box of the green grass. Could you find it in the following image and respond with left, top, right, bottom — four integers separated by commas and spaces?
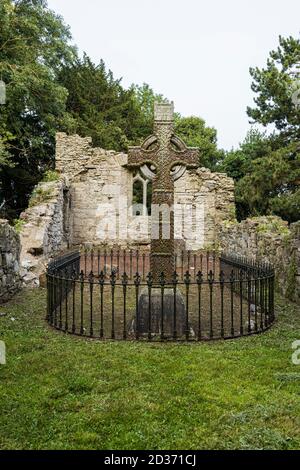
0, 288, 299, 450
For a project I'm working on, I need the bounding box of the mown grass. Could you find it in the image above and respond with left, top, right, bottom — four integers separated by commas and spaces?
0, 288, 299, 450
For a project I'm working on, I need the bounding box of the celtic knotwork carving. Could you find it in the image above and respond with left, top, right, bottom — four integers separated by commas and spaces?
126, 102, 200, 281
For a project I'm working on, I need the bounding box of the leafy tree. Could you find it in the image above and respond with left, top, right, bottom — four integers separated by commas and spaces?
0, 0, 76, 219
174, 116, 224, 170
58, 56, 144, 151
222, 129, 272, 181
131, 84, 223, 170
227, 134, 300, 222
130, 83, 167, 138
247, 35, 300, 142
229, 35, 300, 223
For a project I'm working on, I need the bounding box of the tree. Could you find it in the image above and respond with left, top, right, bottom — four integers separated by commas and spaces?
58, 56, 143, 151
132, 84, 224, 170
231, 35, 300, 223
130, 83, 167, 138
221, 129, 272, 180
227, 134, 300, 222
247, 35, 300, 143
0, 0, 76, 219
174, 116, 224, 170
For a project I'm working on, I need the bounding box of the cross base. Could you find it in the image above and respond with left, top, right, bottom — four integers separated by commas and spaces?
135, 287, 188, 338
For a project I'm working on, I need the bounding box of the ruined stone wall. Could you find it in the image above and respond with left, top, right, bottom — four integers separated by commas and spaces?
0, 219, 21, 303
56, 133, 235, 250
219, 216, 300, 303
174, 168, 235, 250
56, 133, 142, 246
19, 179, 69, 285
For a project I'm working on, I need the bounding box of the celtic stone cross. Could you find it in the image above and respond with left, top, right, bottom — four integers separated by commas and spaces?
127, 102, 199, 281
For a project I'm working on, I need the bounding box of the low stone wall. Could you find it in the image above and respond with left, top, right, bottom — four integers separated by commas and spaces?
19, 178, 69, 286
0, 219, 21, 303
218, 216, 300, 303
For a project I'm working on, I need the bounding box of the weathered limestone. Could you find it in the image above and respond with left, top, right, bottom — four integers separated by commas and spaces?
55, 132, 236, 249
9, 127, 299, 309
16, 129, 235, 290
0, 219, 21, 303
19, 179, 69, 285
174, 167, 235, 250
219, 216, 300, 303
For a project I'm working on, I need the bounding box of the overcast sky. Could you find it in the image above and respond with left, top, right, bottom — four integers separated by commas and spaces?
47, 0, 300, 150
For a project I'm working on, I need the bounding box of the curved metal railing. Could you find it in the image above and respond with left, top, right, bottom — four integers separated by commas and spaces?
46, 248, 275, 341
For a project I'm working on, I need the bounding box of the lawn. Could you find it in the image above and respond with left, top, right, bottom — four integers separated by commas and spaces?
0, 288, 299, 450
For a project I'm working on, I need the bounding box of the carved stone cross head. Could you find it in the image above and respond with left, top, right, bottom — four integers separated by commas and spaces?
126, 102, 200, 281
127, 102, 199, 192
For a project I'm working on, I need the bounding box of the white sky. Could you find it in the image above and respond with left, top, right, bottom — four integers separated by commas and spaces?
47, 0, 300, 150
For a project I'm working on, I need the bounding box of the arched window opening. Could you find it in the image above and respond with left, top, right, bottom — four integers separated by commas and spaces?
146, 181, 152, 215
132, 179, 143, 216
132, 173, 152, 216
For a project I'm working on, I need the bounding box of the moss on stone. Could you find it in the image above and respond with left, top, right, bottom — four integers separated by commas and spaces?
12, 219, 26, 234
254, 216, 290, 237
41, 170, 60, 182
28, 186, 54, 207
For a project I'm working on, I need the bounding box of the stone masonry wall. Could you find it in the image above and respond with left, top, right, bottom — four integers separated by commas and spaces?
0, 219, 21, 303
56, 133, 236, 250
19, 179, 69, 285
219, 216, 300, 304
174, 167, 235, 250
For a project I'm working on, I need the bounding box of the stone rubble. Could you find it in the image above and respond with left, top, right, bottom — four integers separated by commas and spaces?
0, 219, 21, 303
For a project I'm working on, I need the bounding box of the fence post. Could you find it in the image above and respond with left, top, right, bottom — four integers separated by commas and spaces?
99, 271, 105, 338
72, 269, 76, 334
134, 272, 141, 340
80, 270, 84, 335
230, 270, 235, 337
147, 272, 153, 341
208, 270, 214, 339
239, 269, 243, 336
159, 272, 166, 341
172, 271, 178, 340
111, 270, 116, 339
197, 271, 203, 340
184, 271, 191, 341
247, 270, 252, 333
220, 270, 225, 338
89, 271, 94, 337
65, 270, 68, 332
122, 272, 128, 340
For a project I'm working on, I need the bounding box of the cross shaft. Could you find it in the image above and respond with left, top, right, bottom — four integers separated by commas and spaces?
127, 103, 199, 281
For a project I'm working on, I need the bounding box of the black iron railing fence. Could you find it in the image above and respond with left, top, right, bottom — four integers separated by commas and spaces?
46, 248, 275, 341
74, 247, 219, 281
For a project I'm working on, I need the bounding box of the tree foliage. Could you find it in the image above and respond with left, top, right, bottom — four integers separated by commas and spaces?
2, 3, 297, 225
131, 84, 223, 170
58, 56, 143, 151
223, 35, 300, 223
0, 0, 76, 219
130, 83, 167, 138
174, 116, 223, 171
233, 139, 300, 221
247, 35, 300, 142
